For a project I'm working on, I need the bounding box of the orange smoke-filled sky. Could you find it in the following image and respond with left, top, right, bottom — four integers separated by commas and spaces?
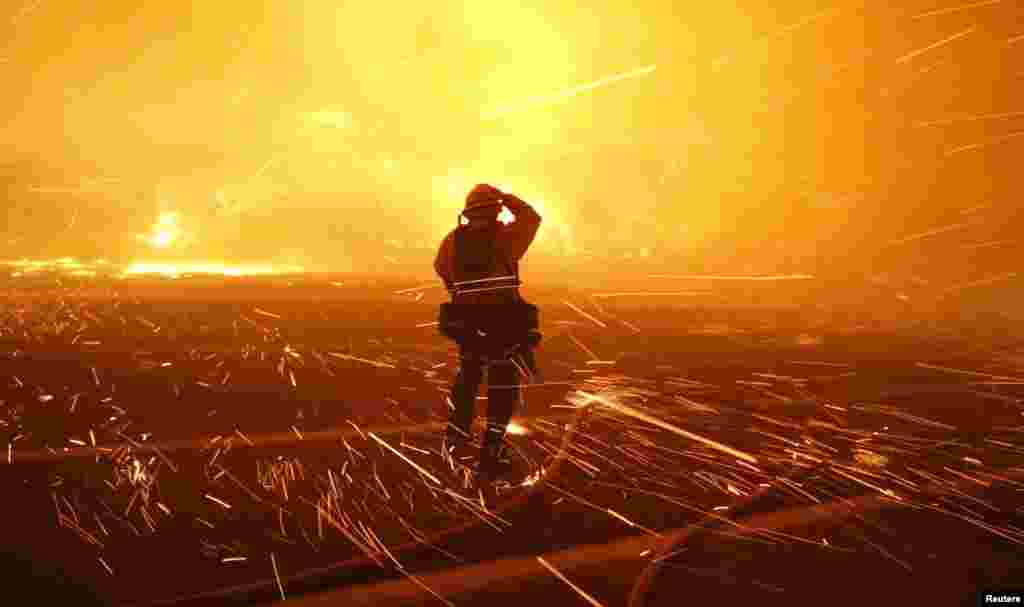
1, 1, 1022, 276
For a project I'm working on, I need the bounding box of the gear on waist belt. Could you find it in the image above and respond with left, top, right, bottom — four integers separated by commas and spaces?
437, 302, 541, 352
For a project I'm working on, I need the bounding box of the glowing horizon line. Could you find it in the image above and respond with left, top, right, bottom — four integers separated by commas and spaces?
123, 262, 306, 277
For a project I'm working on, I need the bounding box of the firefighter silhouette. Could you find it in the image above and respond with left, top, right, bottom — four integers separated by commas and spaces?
434, 184, 543, 486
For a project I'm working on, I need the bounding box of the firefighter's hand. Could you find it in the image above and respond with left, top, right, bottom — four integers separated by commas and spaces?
501, 191, 528, 208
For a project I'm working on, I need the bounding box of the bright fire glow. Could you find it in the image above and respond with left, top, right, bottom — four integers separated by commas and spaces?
6, 257, 84, 269
143, 212, 183, 249
3, 259, 304, 279
4, 258, 102, 276
506, 420, 529, 436
151, 230, 175, 248
122, 262, 305, 278
13, 3, 971, 276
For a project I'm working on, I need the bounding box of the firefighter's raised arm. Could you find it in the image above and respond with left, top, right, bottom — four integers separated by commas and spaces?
498, 191, 542, 262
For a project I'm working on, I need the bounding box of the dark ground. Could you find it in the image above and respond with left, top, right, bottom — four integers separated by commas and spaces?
1, 270, 1022, 606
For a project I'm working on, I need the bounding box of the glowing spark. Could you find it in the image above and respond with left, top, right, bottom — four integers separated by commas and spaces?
252, 308, 282, 319
204, 494, 232, 509
887, 222, 970, 246
1007, 33, 1024, 46
751, 413, 802, 430
536, 557, 608, 607
327, 352, 397, 369
831, 468, 900, 499
222, 556, 247, 563
345, 421, 367, 442
576, 391, 758, 464
568, 334, 600, 360
915, 110, 1024, 127
619, 319, 642, 333
271, 553, 286, 601
483, 64, 657, 120
394, 283, 440, 294
962, 240, 1017, 249
786, 360, 853, 368
855, 405, 956, 431
938, 272, 1020, 296
767, 7, 841, 40
895, 27, 976, 64
368, 432, 441, 486
910, 0, 1000, 18
946, 131, 1024, 155
604, 508, 660, 535
563, 301, 607, 328
400, 442, 431, 455
254, 155, 281, 178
